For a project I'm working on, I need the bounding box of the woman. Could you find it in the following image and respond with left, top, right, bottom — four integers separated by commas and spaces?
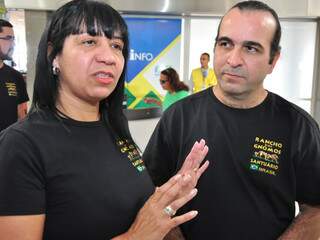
0, 1, 209, 239
145, 67, 189, 111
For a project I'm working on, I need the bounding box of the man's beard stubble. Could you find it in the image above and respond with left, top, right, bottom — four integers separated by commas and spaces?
0, 47, 13, 61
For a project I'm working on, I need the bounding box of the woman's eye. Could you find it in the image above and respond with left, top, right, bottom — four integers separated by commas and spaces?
82, 40, 96, 46
111, 43, 123, 51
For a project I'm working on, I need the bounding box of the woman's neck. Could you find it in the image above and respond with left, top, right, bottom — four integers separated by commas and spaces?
56, 93, 100, 122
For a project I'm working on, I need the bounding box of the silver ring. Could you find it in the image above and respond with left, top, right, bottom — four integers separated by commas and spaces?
163, 205, 176, 217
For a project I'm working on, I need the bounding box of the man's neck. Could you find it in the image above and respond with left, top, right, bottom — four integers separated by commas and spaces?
213, 86, 268, 109
201, 66, 208, 70
0, 60, 4, 69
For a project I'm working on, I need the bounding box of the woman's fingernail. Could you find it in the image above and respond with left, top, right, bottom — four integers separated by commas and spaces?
190, 188, 198, 196
190, 210, 198, 217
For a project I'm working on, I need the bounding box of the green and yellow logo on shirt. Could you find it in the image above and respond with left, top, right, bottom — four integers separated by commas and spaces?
5, 82, 17, 96
249, 137, 283, 176
117, 139, 146, 172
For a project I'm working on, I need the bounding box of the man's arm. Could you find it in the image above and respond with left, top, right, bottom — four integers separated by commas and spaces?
17, 102, 28, 120
279, 204, 320, 240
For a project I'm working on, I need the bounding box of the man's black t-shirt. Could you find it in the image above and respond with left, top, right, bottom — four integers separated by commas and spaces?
143, 88, 320, 240
0, 63, 29, 131
0, 110, 154, 239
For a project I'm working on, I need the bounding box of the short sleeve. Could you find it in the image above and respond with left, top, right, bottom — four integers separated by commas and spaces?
0, 129, 45, 215
294, 117, 320, 205
15, 73, 29, 104
143, 115, 178, 186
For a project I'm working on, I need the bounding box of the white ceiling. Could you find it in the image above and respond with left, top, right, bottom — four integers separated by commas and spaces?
4, 0, 320, 17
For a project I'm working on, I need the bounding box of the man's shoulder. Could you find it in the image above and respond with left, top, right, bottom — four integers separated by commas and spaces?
269, 92, 318, 128
163, 88, 211, 117
191, 67, 201, 73
1, 64, 24, 79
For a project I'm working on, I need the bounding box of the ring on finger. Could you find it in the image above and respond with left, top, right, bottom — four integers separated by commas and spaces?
163, 205, 176, 217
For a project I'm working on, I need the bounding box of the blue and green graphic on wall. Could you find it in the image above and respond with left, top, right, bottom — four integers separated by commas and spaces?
124, 18, 181, 109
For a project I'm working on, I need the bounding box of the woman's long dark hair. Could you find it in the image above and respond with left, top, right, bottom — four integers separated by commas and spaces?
31, 0, 132, 140
161, 67, 189, 92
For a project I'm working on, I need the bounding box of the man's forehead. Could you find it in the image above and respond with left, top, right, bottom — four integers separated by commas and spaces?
219, 8, 276, 45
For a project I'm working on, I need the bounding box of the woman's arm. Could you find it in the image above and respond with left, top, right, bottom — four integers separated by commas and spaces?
0, 214, 45, 240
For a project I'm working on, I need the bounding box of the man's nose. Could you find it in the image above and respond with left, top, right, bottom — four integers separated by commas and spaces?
227, 47, 243, 67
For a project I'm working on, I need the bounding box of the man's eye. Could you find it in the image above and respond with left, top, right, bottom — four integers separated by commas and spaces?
245, 46, 258, 53
218, 41, 231, 48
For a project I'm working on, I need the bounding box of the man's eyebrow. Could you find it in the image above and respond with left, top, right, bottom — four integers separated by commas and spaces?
243, 41, 263, 49
217, 36, 233, 43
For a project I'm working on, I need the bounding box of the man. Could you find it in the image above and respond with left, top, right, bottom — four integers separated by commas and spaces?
143, 1, 320, 239
190, 52, 217, 93
0, 19, 29, 132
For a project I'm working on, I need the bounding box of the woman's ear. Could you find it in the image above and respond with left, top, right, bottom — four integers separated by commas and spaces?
52, 57, 60, 69
47, 42, 60, 68
47, 42, 53, 58
52, 57, 61, 76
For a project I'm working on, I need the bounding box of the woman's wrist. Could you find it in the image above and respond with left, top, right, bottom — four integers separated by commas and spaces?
111, 231, 133, 240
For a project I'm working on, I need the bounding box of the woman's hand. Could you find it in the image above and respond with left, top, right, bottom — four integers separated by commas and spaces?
112, 139, 209, 240
116, 174, 198, 240
178, 139, 209, 188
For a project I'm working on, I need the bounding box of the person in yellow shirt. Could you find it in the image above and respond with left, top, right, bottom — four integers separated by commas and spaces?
190, 52, 217, 93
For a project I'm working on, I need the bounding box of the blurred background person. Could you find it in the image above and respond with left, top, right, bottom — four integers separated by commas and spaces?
190, 52, 217, 93
0, 19, 29, 132
145, 67, 189, 111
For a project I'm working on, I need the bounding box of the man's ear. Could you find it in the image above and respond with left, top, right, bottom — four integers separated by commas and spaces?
268, 51, 280, 74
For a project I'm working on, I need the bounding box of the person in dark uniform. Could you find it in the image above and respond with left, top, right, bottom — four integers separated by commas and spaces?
0, 19, 29, 132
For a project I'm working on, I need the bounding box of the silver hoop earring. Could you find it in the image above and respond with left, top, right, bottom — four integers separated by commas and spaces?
52, 66, 60, 75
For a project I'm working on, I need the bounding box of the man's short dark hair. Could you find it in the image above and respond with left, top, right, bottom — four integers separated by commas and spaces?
0, 19, 13, 33
201, 52, 210, 60
215, 0, 281, 64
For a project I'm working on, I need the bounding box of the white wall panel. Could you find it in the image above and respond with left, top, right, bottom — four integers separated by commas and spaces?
188, 18, 220, 81
265, 21, 317, 112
